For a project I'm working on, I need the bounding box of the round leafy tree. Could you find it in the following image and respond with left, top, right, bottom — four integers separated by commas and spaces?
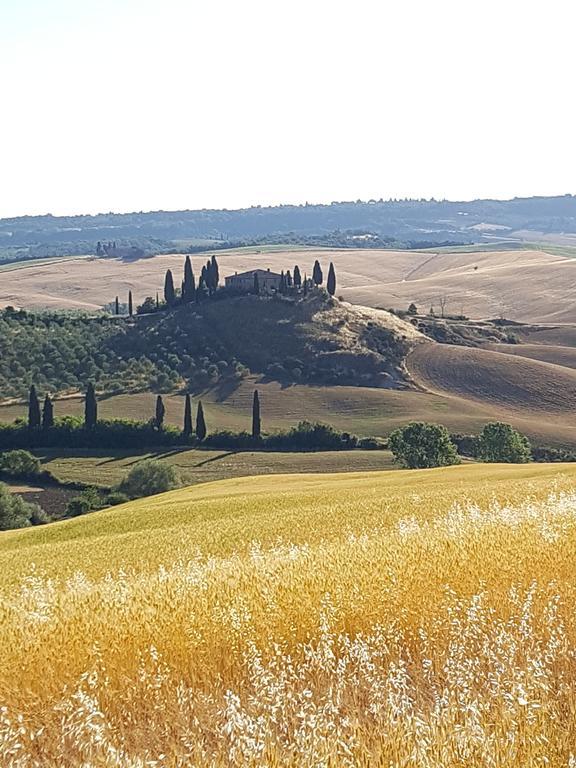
389, 422, 460, 469
478, 422, 531, 463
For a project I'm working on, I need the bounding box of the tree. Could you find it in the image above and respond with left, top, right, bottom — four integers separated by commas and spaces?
478, 422, 531, 463
388, 422, 460, 469
286, 270, 293, 287
253, 271, 260, 295
313, 260, 323, 286
156, 292, 160, 310
118, 460, 180, 500
183, 393, 193, 436
96, 241, 104, 256
183, 255, 195, 302
196, 400, 207, 441
115, 296, 120, 315
42, 394, 54, 430
196, 275, 209, 303
84, 383, 98, 429
128, 290, 133, 317
155, 395, 165, 430
0, 450, 41, 478
326, 262, 336, 296
164, 269, 176, 306
252, 389, 261, 440
279, 271, 287, 294
303, 273, 309, 296
210, 254, 220, 291
293, 265, 302, 288
407, 302, 418, 315
28, 385, 41, 430
0, 482, 46, 530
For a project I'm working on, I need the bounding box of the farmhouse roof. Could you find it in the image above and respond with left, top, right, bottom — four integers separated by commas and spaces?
228, 268, 283, 279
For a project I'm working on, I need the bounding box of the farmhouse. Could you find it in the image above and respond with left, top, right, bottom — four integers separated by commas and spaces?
225, 268, 282, 293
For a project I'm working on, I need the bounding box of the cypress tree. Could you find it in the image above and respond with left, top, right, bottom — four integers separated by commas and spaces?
252, 389, 261, 440
42, 394, 54, 430
164, 269, 176, 306
211, 254, 220, 290
253, 271, 260, 295
313, 259, 323, 286
293, 265, 302, 288
155, 395, 165, 430
196, 275, 208, 303
183, 393, 193, 436
156, 292, 160, 310
279, 271, 286, 294
28, 385, 41, 430
84, 383, 98, 429
183, 255, 195, 302
286, 270, 293, 287
115, 296, 120, 315
196, 401, 207, 441
303, 273, 309, 296
327, 262, 336, 296
128, 290, 133, 317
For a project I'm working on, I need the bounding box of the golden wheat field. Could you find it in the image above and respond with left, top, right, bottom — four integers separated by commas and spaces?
3, 463, 576, 766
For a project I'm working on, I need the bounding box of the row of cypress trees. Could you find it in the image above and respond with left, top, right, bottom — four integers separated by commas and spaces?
27, 385, 262, 442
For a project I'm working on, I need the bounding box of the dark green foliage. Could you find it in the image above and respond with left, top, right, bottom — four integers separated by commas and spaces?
183, 393, 193, 436
196, 401, 207, 441
183, 255, 195, 302
28, 385, 41, 430
155, 395, 165, 430
137, 297, 157, 314
266, 421, 357, 451
0, 449, 41, 479
118, 459, 180, 499
196, 275, 209, 303
115, 296, 120, 315
253, 271, 260, 295
164, 269, 176, 305
0, 482, 46, 530
326, 262, 336, 296
279, 271, 287, 294
84, 383, 98, 429
65, 486, 103, 517
252, 390, 261, 440
313, 260, 323, 286
211, 254, 219, 290
128, 291, 133, 317
389, 422, 460, 469
407, 302, 418, 315
286, 270, 293, 287
478, 422, 531, 463
293, 265, 302, 288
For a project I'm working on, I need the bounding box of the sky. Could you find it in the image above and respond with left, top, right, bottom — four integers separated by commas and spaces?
1, 0, 575, 218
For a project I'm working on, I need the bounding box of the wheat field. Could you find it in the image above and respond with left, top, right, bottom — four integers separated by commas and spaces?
3, 464, 576, 766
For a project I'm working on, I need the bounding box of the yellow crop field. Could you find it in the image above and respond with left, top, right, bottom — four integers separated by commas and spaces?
3, 463, 576, 765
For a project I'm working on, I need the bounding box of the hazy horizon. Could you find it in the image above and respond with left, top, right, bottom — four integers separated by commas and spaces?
2, 0, 575, 219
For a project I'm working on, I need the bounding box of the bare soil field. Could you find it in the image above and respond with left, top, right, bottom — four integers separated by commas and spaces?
3, 246, 576, 323
485, 341, 576, 370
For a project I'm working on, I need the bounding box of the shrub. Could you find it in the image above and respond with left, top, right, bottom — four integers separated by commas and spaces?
0, 482, 46, 530
118, 460, 180, 499
0, 449, 41, 479
389, 422, 460, 469
65, 486, 103, 517
478, 422, 531, 463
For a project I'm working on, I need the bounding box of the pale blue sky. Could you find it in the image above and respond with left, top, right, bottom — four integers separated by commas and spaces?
1, 0, 575, 217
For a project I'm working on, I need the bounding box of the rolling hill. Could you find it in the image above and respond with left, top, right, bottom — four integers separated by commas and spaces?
3, 463, 576, 764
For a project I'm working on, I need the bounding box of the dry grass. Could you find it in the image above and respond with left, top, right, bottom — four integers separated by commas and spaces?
3, 464, 576, 765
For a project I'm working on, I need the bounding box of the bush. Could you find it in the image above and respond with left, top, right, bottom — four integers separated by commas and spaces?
389, 422, 460, 469
65, 486, 103, 517
118, 460, 180, 499
0, 449, 41, 479
478, 422, 531, 463
0, 482, 46, 530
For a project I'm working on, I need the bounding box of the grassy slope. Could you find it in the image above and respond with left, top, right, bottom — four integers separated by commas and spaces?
2, 462, 576, 589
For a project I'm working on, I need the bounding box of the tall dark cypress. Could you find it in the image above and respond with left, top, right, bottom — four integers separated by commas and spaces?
156, 292, 160, 310
210, 254, 219, 291
286, 270, 293, 287
164, 269, 176, 306
115, 296, 120, 315
196, 401, 207, 441
128, 290, 133, 317
313, 259, 323, 286
279, 271, 286, 294
327, 262, 336, 296
84, 383, 98, 429
42, 394, 54, 430
183, 394, 193, 436
28, 385, 41, 430
183, 255, 195, 302
155, 395, 165, 430
253, 271, 260, 295
252, 389, 261, 440
293, 265, 302, 288
303, 273, 309, 295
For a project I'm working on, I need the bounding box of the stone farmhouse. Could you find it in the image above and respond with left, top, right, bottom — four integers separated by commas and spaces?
225, 268, 282, 293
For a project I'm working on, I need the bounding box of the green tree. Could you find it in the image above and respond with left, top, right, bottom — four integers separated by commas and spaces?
28, 385, 41, 430
164, 269, 176, 306
211, 254, 220, 290
118, 460, 180, 499
115, 296, 120, 315
293, 265, 302, 288
389, 422, 460, 469
312, 260, 323, 286
253, 271, 260, 295
196, 275, 209, 303
0, 450, 41, 478
155, 395, 165, 430
128, 290, 133, 317
0, 483, 46, 530
326, 262, 336, 296
196, 400, 207, 441
42, 394, 54, 429
183, 393, 193, 436
407, 302, 418, 315
85, 382, 98, 429
478, 422, 531, 463
279, 271, 287, 294
252, 389, 261, 440
183, 255, 195, 302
